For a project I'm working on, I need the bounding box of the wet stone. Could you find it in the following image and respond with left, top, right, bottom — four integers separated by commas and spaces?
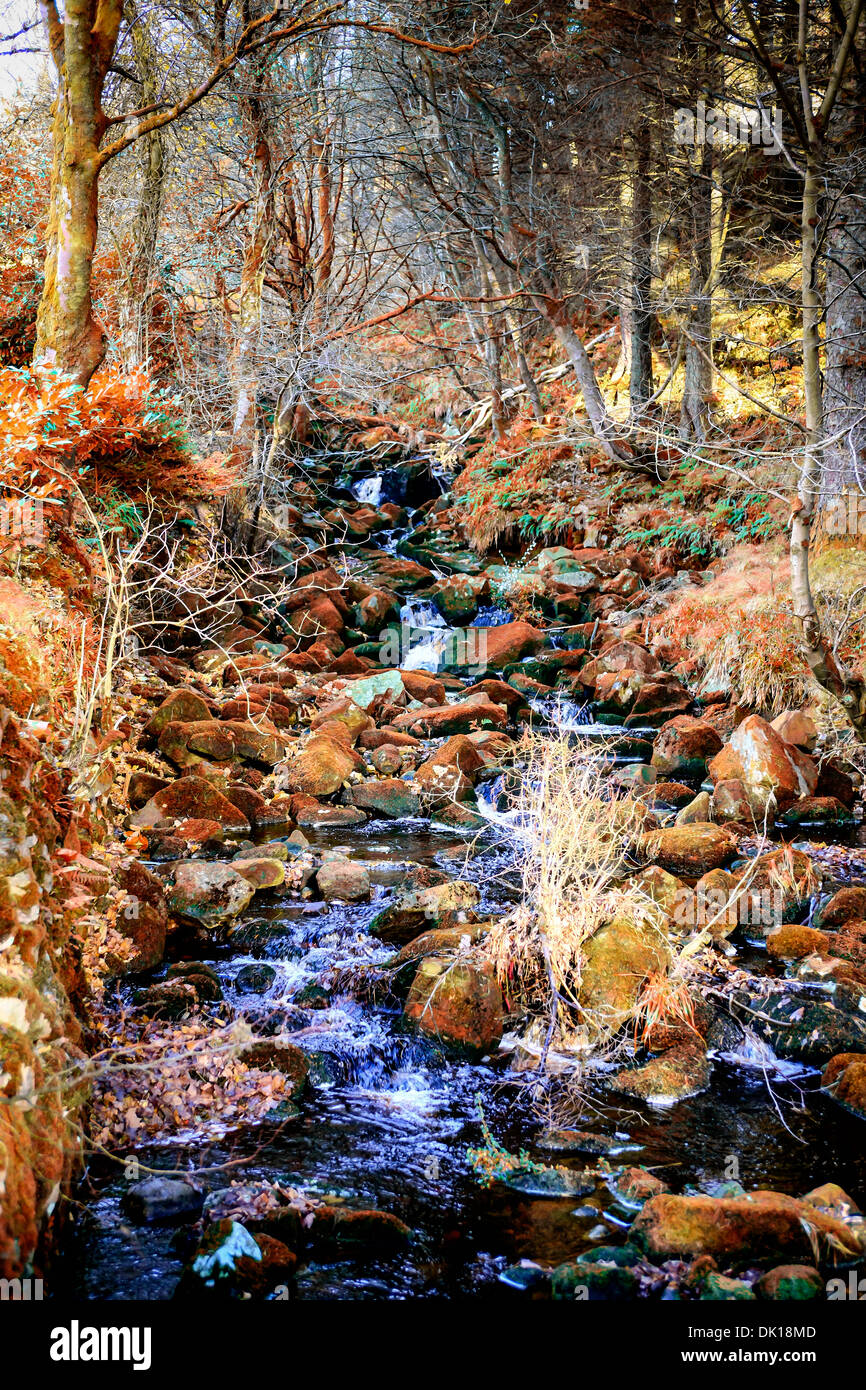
123, 1177, 204, 1225
235, 963, 276, 993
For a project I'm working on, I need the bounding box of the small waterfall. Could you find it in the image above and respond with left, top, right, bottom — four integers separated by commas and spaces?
712, 1026, 806, 1078
529, 693, 593, 730
401, 598, 446, 629
399, 598, 454, 672
354, 474, 384, 506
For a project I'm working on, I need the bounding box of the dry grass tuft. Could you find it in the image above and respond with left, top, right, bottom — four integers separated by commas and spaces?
657, 539, 866, 720
485, 730, 660, 1047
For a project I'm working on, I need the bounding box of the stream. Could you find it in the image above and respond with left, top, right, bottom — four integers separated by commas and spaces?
57, 456, 866, 1301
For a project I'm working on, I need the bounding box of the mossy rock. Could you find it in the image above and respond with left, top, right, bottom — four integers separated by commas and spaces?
552, 1260, 639, 1300
756, 1265, 823, 1300
575, 1243, 641, 1267
502, 1166, 595, 1198
701, 1272, 756, 1301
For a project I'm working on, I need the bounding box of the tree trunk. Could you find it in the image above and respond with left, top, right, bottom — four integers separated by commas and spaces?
473, 242, 507, 440
612, 156, 633, 389
822, 132, 866, 508
232, 97, 275, 451
792, 150, 866, 735
531, 239, 630, 461
34, 3, 109, 388
629, 128, 654, 417
120, 12, 166, 369
680, 140, 713, 439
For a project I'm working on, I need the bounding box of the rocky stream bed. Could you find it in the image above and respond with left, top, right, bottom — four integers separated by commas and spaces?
56, 446, 866, 1301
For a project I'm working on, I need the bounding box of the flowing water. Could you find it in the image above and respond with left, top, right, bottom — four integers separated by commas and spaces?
60, 760, 866, 1300
58, 456, 866, 1300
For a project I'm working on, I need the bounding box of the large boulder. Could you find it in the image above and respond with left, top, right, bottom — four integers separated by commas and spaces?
390, 696, 508, 738
110, 860, 168, 973
631, 865, 687, 919
358, 553, 434, 590
732, 986, 866, 1063
770, 709, 818, 751
238, 1038, 310, 1095
711, 778, 755, 824
462, 678, 527, 715
168, 861, 256, 926
755, 1265, 823, 1301
344, 777, 420, 819
413, 734, 484, 805
431, 574, 490, 623
640, 823, 737, 876
288, 594, 346, 638
404, 956, 503, 1057
651, 716, 723, 777
467, 620, 544, 671
594, 668, 648, 715
144, 688, 212, 739
822, 1053, 866, 1120
579, 916, 671, 1036
355, 588, 399, 632
583, 639, 660, 682
709, 715, 818, 814
176, 1220, 295, 1298
399, 670, 446, 704
233, 857, 287, 891
292, 797, 367, 829
131, 776, 250, 833
413, 760, 474, 805
627, 679, 692, 724
123, 1177, 204, 1225
611, 1038, 711, 1102
309, 698, 373, 743
630, 1191, 861, 1266
370, 877, 480, 944
224, 784, 289, 832
159, 719, 289, 769
220, 697, 294, 730
816, 887, 866, 930
316, 860, 372, 902
730, 846, 820, 929
346, 670, 405, 710
126, 770, 171, 809
278, 735, 360, 796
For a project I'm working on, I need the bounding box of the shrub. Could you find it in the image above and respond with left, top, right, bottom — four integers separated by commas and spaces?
484, 730, 661, 1049
0, 365, 235, 504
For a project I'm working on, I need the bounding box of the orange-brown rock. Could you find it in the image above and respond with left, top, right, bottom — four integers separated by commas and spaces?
278, 735, 361, 796
390, 697, 508, 738
630, 1191, 862, 1264
404, 956, 503, 1057
131, 776, 251, 832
